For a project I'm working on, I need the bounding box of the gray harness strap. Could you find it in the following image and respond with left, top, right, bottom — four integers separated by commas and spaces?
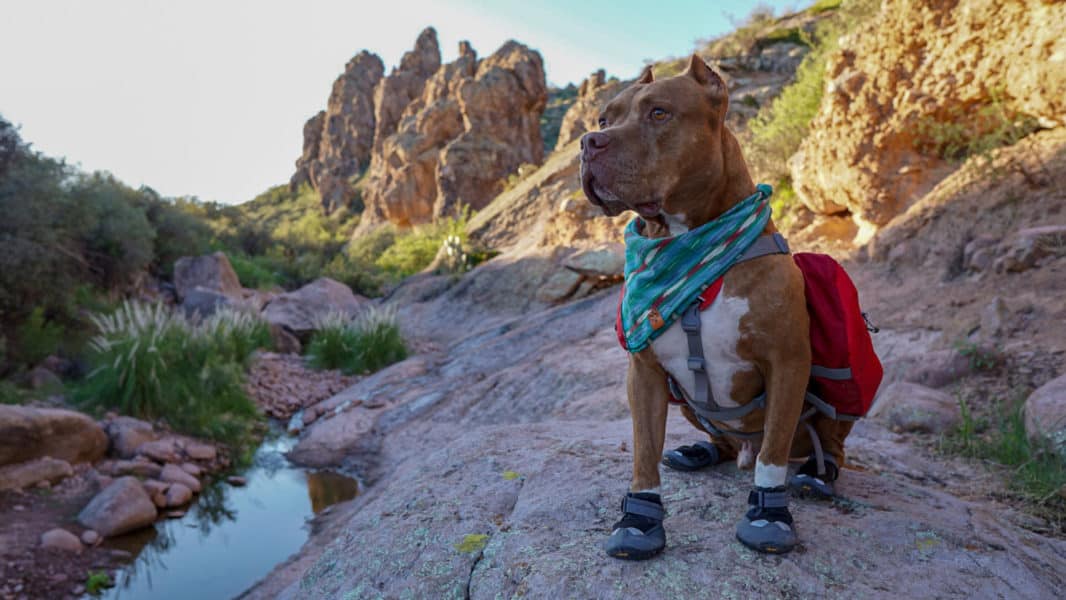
678, 233, 789, 436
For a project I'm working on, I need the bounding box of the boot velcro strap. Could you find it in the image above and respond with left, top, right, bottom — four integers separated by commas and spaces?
621, 496, 665, 521
748, 488, 789, 509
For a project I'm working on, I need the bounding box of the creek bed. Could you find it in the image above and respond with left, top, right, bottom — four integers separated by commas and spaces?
94, 431, 358, 599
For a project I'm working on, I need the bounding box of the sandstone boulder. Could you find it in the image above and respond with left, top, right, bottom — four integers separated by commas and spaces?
164, 482, 193, 508
790, 0, 1066, 230
0, 405, 107, 466
173, 252, 243, 303
555, 70, 623, 150
180, 287, 237, 318
0, 457, 73, 491
1025, 374, 1066, 458
160, 463, 201, 493
77, 476, 158, 538
105, 416, 158, 459
262, 278, 368, 338
869, 381, 960, 434
561, 243, 624, 278
993, 225, 1066, 273
40, 529, 82, 553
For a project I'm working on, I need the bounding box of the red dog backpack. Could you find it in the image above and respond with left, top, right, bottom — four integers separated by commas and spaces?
793, 253, 883, 418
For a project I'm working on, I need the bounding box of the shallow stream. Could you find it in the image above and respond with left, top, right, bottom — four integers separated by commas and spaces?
95, 432, 358, 599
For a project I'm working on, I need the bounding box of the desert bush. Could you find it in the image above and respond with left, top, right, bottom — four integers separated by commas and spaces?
944, 394, 1066, 503
75, 302, 268, 446
913, 93, 1040, 165
228, 253, 283, 290
375, 212, 469, 278
745, 0, 880, 189
15, 307, 64, 366
306, 306, 407, 375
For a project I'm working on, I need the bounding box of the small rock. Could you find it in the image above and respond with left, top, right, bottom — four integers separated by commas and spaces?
180, 463, 203, 477
77, 476, 158, 538
0, 457, 73, 491
142, 479, 169, 496
164, 483, 193, 507
869, 382, 960, 434
104, 416, 158, 459
160, 464, 202, 493
1024, 374, 1066, 458
165, 510, 186, 519
108, 549, 133, 559
183, 441, 217, 462
26, 366, 62, 390
40, 528, 83, 553
136, 438, 182, 463
227, 475, 247, 487
80, 530, 100, 546
152, 493, 168, 509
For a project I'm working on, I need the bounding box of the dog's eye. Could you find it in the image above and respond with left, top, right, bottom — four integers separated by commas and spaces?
650, 108, 669, 121
597, 117, 608, 129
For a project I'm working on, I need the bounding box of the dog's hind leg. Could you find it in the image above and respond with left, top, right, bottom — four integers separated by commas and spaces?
605, 350, 670, 560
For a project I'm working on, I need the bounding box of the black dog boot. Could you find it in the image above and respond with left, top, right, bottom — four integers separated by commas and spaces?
735, 486, 798, 554
788, 455, 839, 500
605, 492, 666, 560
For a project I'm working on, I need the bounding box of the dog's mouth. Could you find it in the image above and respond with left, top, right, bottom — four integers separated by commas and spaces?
582, 173, 625, 217
633, 201, 661, 218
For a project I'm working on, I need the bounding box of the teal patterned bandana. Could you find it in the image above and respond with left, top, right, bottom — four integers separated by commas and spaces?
619, 184, 773, 353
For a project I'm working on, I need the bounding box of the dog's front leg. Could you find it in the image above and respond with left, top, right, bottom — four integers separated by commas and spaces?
627, 350, 669, 492
605, 350, 669, 560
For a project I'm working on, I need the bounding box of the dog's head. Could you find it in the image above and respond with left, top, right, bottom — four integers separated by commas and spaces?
579, 55, 736, 226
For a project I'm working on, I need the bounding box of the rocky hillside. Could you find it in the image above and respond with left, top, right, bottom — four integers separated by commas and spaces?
292, 28, 548, 226
240, 1, 1066, 597
790, 0, 1066, 239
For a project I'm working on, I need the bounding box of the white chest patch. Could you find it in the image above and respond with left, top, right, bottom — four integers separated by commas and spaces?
650, 284, 756, 430
662, 211, 689, 236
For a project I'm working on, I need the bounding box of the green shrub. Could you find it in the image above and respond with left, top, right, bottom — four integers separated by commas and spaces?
0, 380, 25, 405
745, 0, 879, 184
75, 302, 268, 447
85, 570, 114, 595
229, 253, 283, 290
945, 395, 1066, 502
913, 93, 1040, 164
306, 306, 407, 375
16, 307, 65, 366
375, 212, 469, 279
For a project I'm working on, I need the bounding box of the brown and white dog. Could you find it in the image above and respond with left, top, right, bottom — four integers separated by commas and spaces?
580, 55, 821, 559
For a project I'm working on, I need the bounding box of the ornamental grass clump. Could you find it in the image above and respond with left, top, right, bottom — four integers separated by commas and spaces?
75, 301, 269, 447
306, 306, 407, 375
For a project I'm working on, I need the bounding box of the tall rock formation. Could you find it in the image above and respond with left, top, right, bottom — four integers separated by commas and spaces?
359, 39, 547, 228
372, 28, 442, 155
292, 51, 385, 213
291, 29, 547, 227
789, 0, 1066, 233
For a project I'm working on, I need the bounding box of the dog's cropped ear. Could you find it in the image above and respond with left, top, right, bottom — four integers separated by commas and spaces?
637, 64, 654, 84
683, 54, 726, 95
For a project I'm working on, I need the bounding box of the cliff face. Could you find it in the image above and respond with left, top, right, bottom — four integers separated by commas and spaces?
291, 51, 384, 213
790, 0, 1066, 233
292, 28, 547, 225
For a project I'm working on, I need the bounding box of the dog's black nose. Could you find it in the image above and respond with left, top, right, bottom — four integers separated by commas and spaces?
580, 131, 610, 160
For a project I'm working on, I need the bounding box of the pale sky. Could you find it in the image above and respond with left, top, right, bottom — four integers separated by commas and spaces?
1, 0, 805, 204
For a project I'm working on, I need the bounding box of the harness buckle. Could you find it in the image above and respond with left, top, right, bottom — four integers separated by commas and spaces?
680, 305, 701, 332
687, 357, 705, 372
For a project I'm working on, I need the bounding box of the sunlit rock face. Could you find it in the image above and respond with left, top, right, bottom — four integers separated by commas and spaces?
292, 27, 547, 227
790, 0, 1066, 231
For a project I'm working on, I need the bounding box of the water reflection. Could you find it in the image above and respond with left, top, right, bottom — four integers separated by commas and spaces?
96, 431, 359, 600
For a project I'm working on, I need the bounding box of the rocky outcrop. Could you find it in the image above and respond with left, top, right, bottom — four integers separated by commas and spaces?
791, 0, 1066, 231
0, 405, 108, 466
371, 28, 441, 155
292, 52, 386, 213
262, 277, 368, 338
173, 252, 243, 302
359, 39, 547, 228
77, 476, 158, 538
554, 70, 623, 150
